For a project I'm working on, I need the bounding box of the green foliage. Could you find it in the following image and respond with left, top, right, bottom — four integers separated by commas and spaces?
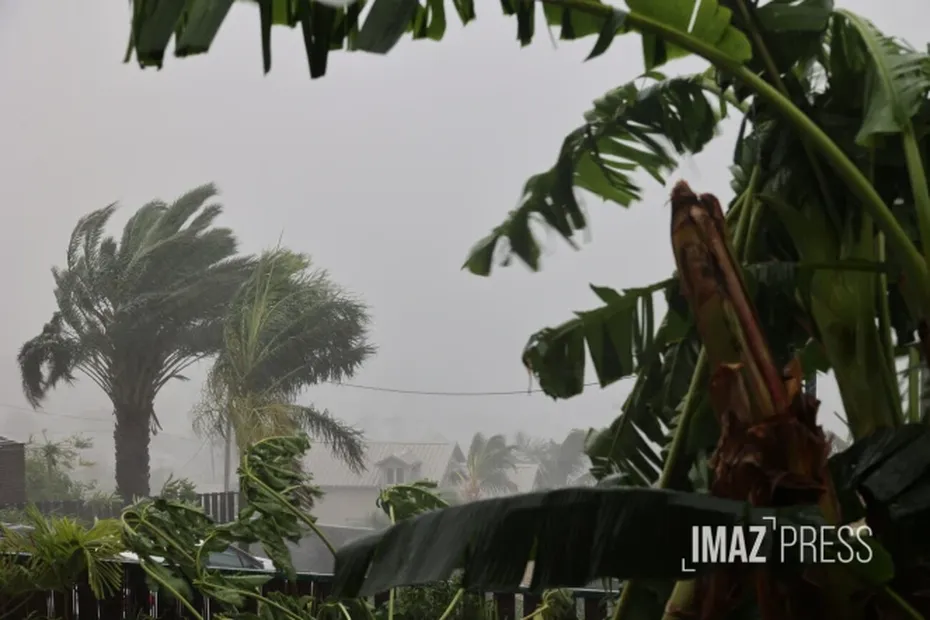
376, 575, 489, 620
122, 1, 754, 85
372, 480, 464, 619
24, 432, 99, 502
465, 74, 726, 275
456, 433, 519, 500
536, 589, 581, 620
118, 0, 930, 616
0, 506, 125, 599
332, 426, 920, 602
377, 480, 449, 522
159, 476, 200, 504
193, 247, 373, 476
17, 184, 254, 497
119, 434, 352, 620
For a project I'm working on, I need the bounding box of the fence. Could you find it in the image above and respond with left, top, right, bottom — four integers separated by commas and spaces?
0, 492, 243, 525
0, 562, 616, 620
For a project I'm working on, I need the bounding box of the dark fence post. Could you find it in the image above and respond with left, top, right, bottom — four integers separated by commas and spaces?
124, 563, 152, 619
583, 594, 604, 620
76, 574, 98, 619
493, 593, 517, 620
524, 592, 542, 617
97, 564, 127, 619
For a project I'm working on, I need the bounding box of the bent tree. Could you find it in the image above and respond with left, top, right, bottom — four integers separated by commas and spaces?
18, 185, 253, 499
123, 1, 930, 618
193, 247, 374, 491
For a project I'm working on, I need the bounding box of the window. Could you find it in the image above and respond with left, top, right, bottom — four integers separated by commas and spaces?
207, 548, 246, 568
385, 466, 405, 485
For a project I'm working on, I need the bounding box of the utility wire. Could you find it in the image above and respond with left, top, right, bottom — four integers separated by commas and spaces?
321, 380, 602, 397
0, 379, 609, 443
0, 378, 606, 423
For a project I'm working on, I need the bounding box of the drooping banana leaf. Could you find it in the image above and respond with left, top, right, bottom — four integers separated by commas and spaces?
829, 423, 930, 565
464, 74, 728, 276
332, 487, 771, 597
327, 430, 930, 608
329, 481, 894, 599
124, 0, 753, 79
526, 259, 859, 490
377, 480, 450, 522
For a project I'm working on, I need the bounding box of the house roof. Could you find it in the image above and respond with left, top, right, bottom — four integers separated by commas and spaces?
0, 436, 22, 448
305, 441, 464, 488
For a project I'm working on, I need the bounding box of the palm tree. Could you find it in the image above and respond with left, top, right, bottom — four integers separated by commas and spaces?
122, 3, 930, 618
455, 433, 518, 501
546, 430, 588, 488
192, 248, 374, 491
18, 185, 252, 499
514, 430, 587, 488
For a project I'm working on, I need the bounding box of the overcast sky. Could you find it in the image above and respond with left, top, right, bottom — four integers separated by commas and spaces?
0, 0, 918, 486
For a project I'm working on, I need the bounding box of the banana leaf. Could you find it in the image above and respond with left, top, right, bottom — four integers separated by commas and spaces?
331, 431, 930, 599
332, 487, 801, 597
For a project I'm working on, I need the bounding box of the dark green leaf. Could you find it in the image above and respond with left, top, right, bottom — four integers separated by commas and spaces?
626, 0, 752, 70
378, 480, 450, 522
522, 279, 674, 399
174, 0, 236, 56
464, 74, 725, 275
331, 487, 801, 597
829, 424, 930, 562
835, 11, 930, 144
585, 8, 627, 61
356, 0, 421, 54
131, 0, 188, 67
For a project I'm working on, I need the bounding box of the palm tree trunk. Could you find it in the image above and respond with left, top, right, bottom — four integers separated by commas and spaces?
113, 401, 152, 500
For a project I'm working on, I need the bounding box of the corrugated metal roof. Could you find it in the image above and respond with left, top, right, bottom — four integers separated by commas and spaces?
305, 441, 464, 488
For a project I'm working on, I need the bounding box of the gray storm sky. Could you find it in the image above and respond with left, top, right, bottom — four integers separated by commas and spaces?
0, 0, 919, 482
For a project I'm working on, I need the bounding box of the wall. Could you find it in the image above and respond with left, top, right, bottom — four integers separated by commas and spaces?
313, 486, 380, 526
0, 441, 26, 505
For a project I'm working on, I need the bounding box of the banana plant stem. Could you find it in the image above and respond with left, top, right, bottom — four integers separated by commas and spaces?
436, 588, 464, 620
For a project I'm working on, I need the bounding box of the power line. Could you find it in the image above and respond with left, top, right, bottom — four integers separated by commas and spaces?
176, 438, 210, 472
323, 380, 602, 397
0, 379, 607, 425
0, 379, 609, 443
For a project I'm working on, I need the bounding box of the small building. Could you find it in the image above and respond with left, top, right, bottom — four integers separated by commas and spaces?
305, 441, 465, 526
0, 436, 26, 505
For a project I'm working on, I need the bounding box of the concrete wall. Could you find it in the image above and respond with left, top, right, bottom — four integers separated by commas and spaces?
313, 487, 380, 526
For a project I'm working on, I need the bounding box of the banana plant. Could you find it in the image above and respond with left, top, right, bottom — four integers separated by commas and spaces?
0, 507, 125, 604
121, 0, 930, 618
120, 435, 376, 620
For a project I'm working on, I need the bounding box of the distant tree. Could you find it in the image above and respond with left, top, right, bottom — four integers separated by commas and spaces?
24, 433, 97, 502
17, 185, 253, 499
455, 433, 518, 501
515, 429, 589, 489
192, 248, 374, 490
